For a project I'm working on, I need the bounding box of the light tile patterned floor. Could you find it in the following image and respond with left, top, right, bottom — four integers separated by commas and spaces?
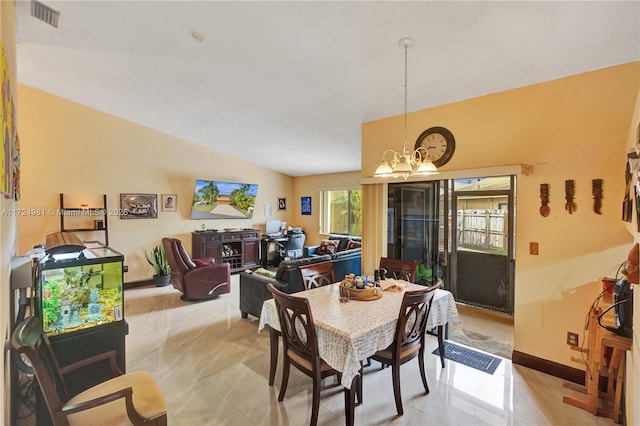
124, 275, 617, 426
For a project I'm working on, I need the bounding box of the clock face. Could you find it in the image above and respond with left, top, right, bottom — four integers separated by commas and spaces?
415, 126, 455, 167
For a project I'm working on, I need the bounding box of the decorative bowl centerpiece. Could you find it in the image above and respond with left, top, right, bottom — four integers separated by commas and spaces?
339, 274, 382, 301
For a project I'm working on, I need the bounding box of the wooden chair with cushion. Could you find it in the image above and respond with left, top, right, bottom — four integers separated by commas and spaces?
369, 284, 438, 416
11, 316, 167, 425
298, 261, 336, 290
379, 257, 419, 283
266, 283, 358, 426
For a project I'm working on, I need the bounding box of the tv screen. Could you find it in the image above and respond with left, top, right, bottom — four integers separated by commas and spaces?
190, 179, 259, 219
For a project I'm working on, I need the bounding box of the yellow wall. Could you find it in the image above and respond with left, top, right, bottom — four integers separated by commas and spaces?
0, 1, 17, 424
624, 84, 640, 426
361, 63, 639, 374
17, 85, 294, 282
291, 171, 361, 246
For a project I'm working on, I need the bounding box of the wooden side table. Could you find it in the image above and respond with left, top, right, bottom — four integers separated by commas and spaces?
562, 305, 632, 424
600, 332, 632, 423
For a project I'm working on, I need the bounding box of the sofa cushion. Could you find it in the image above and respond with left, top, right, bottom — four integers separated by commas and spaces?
346, 239, 361, 250
318, 239, 340, 254
275, 255, 332, 281
253, 267, 277, 278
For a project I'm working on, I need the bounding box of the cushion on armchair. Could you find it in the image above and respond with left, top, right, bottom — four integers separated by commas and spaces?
193, 258, 215, 267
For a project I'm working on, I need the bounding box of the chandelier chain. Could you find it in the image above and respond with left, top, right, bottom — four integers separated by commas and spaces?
372, 37, 438, 179
403, 42, 408, 151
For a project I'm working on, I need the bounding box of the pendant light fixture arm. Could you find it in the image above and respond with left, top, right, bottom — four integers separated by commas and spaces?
373, 37, 438, 179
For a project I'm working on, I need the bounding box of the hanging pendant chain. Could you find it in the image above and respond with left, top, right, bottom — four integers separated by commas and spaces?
403, 44, 408, 153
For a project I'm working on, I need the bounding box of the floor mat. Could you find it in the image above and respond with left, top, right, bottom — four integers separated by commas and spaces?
432, 341, 502, 374
447, 327, 513, 359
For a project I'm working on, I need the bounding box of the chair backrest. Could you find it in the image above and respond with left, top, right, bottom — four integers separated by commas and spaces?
267, 283, 320, 363
162, 237, 196, 292
11, 316, 69, 424
285, 233, 306, 258
393, 285, 438, 354
380, 257, 419, 283
298, 261, 335, 290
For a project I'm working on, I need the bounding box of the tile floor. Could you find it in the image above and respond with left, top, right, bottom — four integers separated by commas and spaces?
124, 275, 617, 426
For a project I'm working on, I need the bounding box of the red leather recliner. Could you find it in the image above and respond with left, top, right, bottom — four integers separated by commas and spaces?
162, 237, 231, 301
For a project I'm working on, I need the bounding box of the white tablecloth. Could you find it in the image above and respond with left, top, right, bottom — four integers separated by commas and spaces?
258, 283, 460, 389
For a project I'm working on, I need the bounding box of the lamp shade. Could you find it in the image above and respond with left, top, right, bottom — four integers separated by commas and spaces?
415, 160, 439, 174
374, 161, 393, 176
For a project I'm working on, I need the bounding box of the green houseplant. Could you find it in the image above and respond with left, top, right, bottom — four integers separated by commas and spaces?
146, 244, 171, 287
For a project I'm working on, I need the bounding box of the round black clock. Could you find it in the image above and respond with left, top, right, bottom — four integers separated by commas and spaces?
415, 126, 455, 167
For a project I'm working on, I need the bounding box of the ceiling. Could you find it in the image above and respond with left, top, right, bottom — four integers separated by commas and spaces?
14, 1, 640, 177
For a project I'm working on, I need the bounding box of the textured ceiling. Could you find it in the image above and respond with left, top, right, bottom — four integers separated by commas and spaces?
15, 1, 640, 176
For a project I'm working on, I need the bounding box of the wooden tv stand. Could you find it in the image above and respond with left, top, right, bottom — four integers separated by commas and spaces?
192, 229, 260, 273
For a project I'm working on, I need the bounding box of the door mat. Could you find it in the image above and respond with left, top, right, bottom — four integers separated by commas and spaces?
432, 341, 502, 374
448, 327, 513, 359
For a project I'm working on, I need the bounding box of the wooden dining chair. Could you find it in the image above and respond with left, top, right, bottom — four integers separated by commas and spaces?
298, 261, 336, 290
11, 316, 167, 425
379, 257, 419, 283
370, 284, 438, 416
266, 283, 357, 426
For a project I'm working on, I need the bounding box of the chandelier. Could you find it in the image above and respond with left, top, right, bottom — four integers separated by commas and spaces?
373, 38, 438, 180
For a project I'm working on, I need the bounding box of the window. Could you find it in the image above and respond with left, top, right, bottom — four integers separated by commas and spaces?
319, 188, 362, 236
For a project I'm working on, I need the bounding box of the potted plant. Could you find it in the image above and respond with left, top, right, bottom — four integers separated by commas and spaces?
146, 244, 171, 287
415, 262, 442, 287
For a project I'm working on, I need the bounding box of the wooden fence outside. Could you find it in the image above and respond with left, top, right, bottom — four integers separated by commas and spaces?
457, 209, 507, 251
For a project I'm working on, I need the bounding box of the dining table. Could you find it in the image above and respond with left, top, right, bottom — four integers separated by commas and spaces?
258, 281, 461, 423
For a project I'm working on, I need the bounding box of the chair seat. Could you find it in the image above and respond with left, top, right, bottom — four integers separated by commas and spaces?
66, 371, 167, 425
288, 349, 336, 375
373, 342, 420, 363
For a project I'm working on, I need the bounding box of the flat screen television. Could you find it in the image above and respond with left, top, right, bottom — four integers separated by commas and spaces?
190, 179, 258, 219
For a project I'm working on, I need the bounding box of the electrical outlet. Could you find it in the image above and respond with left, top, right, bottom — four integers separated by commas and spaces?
123, 265, 129, 273
567, 331, 578, 346
529, 242, 539, 255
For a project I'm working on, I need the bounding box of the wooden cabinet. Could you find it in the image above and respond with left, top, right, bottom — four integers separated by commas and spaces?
192, 229, 260, 273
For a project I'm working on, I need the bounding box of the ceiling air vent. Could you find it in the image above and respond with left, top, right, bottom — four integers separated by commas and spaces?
31, 0, 60, 28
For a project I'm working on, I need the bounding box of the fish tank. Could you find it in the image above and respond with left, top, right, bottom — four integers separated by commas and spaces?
36, 244, 124, 337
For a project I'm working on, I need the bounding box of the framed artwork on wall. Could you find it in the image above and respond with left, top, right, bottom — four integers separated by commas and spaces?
278, 197, 287, 211
162, 194, 177, 212
301, 196, 312, 215
120, 193, 158, 219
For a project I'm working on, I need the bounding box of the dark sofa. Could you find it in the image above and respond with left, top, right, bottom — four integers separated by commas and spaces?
239, 244, 361, 319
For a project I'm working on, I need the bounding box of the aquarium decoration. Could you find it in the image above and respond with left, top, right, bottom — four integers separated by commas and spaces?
40, 261, 124, 336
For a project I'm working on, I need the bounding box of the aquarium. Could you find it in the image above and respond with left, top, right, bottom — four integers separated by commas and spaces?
36, 246, 124, 336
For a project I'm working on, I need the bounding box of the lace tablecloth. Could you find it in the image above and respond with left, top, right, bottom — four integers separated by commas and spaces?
258, 283, 460, 389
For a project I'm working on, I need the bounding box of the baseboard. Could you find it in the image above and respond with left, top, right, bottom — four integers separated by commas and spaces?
512, 350, 585, 385
124, 279, 153, 289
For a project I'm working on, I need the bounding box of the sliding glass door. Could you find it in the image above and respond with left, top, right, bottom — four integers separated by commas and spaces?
387, 182, 443, 286
387, 175, 515, 314
450, 176, 515, 314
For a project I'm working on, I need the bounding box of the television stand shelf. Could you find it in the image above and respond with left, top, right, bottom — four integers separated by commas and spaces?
192, 229, 259, 274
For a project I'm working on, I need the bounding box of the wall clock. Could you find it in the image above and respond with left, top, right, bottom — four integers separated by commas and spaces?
414, 126, 455, 167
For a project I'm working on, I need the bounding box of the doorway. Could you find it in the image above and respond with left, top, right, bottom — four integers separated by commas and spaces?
387, 175, 516, 314
450, 176, 515, 314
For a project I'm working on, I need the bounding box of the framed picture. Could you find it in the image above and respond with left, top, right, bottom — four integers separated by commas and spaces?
120, 193, 158, 219
301, 196, 312, 215
162, 194, 177, 212
278, 197, 287, 211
